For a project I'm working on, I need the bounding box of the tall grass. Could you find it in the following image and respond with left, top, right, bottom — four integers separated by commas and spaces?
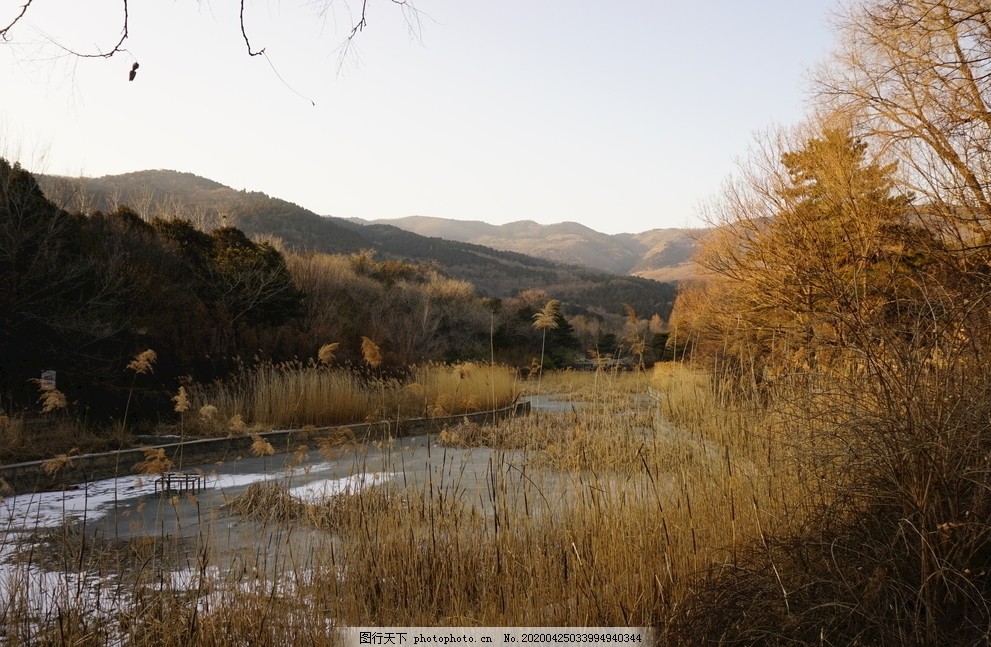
0, 413, 125, 465
185, 361, 520, 435
664, 340, 991, 643
0, 363, 817, 644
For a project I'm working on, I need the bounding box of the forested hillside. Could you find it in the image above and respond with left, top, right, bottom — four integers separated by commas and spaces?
3, 161, 672, 424
36, 171, 676, 321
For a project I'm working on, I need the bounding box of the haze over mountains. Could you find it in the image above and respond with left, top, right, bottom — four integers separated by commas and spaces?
34, 169, 698, 318
354, 216, 699, 283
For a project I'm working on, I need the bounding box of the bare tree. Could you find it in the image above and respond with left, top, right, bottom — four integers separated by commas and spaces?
0, 1, 421, 77
677, 119, 927, 382
817, 0, 991, 240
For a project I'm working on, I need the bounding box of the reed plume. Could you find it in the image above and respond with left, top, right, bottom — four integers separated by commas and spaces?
318, 342, 340, 365
361, 337, 382, 368
126, 349, 157, 374
31, 379, 68, 413
173, 386, 190, 413
250, 434, 276, 457
134, 447, 173, 476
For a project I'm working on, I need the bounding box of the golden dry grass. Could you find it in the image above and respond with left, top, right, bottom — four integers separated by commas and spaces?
185, 361, 520, 436
0, 414, 124, 464
0, 363, 817, 644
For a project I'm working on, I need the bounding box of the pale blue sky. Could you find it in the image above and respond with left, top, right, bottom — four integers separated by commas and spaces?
1, 1, 837, 234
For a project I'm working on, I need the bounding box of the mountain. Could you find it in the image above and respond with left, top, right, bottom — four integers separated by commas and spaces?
360, 215, 701, 282
39, 170, 372, 253
34, 170, 678, 319
617, 229, 700, 283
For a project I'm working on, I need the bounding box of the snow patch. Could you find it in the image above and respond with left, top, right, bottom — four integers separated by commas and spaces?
289, 472, 396, 503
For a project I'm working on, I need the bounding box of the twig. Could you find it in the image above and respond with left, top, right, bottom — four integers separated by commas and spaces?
240, 0, 265, 57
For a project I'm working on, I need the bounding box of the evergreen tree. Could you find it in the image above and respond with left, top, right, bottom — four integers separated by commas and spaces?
680, 125, 933, 377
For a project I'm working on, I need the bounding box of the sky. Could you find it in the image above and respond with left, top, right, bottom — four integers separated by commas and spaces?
1, 1, 838, 235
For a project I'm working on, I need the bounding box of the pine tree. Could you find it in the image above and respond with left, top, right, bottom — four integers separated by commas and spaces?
682, 125, 932, 376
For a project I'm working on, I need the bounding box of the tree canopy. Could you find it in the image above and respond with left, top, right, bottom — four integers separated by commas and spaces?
669, 3, 991, 640
675, 125, 934, 378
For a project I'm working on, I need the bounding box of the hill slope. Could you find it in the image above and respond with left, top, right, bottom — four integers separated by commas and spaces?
364, 215, 700, 281
35, 170, 677, 319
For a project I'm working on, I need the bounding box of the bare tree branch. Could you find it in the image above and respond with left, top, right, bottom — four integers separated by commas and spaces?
336, 0, 421, 73
240, 0, 265, 57
2, 0, 130, 58
65, 0, 130, 59
348, 0, 370, 41
3, 0, 417, 81
0, 0, 33, 41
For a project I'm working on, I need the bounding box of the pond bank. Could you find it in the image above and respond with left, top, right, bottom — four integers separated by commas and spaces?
0, 401, 529, 495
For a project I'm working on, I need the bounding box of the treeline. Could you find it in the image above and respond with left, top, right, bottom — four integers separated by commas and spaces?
668, 1, 991, 643
1, 159, 305, 422
37, 170, 679, 321
2, 160, 637, 424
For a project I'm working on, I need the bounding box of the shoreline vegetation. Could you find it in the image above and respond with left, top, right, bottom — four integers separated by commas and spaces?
1, 353, 989, 642
0, 399, 527, 497
0, 361, 523, 467
0, 366, 799, 644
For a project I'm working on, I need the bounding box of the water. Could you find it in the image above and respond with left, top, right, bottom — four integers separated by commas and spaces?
0, 396, 581, 571
0, 394, 668, 633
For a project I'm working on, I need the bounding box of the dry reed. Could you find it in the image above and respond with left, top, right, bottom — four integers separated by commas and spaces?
185, 361, 519, 435
0, 364, 809, 643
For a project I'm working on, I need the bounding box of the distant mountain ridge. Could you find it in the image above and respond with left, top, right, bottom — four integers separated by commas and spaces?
34, 170, 680, 319
41, 170, 701, 282
356, 215, 700, 282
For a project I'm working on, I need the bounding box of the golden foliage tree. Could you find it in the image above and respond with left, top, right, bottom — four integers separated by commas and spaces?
673, 8, 991, 631
678, 123, 927, 380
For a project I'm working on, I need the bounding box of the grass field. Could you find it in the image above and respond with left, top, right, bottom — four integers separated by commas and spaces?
0, 364, 803, 645
4, 362, 981, 644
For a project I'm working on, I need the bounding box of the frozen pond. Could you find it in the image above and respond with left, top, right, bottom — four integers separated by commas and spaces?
0, 431, 537, 553
0, 394, 667, 635
0, 396, 584, 567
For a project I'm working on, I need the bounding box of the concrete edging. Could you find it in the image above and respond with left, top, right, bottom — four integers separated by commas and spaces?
0, 401, 530, 495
